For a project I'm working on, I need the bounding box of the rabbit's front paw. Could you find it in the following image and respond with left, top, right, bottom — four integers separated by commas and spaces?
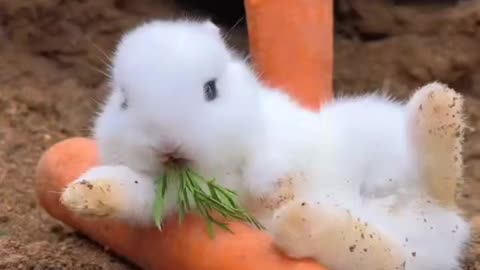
61, 177, 121, 218
59, 165, 156, 224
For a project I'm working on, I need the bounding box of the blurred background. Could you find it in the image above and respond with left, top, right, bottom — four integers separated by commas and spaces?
0, 0, 479, 269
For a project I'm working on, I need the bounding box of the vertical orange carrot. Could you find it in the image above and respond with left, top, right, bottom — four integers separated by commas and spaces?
245, 0, 334, 110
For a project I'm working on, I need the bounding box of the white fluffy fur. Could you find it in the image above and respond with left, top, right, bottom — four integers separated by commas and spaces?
59, 19, 471, 270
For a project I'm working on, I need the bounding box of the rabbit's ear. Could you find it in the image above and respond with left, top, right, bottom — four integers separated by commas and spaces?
406, 81, 466, 207
201, 20, 221, 36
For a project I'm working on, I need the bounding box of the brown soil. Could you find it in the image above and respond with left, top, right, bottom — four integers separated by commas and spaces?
0, 0, 479, 269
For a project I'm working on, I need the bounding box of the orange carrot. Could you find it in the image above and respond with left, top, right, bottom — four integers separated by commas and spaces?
245, 0, 334, 110
35, 137, 327, 270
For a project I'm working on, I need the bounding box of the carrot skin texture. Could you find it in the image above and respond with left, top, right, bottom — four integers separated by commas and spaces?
245, 0, 334, 110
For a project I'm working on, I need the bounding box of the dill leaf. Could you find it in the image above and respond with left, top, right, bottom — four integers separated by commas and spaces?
153, 166, 265, 238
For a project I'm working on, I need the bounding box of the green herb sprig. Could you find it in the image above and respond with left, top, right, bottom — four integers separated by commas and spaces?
152, 166, 264, 238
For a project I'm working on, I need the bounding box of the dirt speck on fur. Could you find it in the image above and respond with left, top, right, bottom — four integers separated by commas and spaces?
0, 0, 479, 269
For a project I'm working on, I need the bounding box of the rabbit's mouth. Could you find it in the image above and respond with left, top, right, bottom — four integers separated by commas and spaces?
153, 143, 191, 168
156, 147, 191, 168
160, 153, 190, 168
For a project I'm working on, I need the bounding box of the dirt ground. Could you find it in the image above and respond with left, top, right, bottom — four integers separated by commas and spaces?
0, 0, 479, 269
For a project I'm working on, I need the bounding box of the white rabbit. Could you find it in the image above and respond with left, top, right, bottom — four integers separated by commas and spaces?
60, 18, 471, 270
61, 19, 266, 225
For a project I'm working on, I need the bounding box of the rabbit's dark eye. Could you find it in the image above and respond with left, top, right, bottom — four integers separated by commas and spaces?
120, 87, 128, 110
120, 98, 128, 110
204, 79, 218, 102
